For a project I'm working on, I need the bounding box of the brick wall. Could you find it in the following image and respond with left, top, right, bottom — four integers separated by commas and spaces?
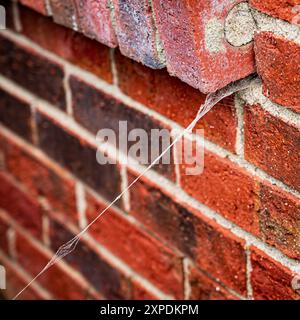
0, 1, 299, 300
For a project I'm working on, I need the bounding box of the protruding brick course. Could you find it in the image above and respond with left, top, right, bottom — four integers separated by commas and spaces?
151, 0, 255, 92
112, 0, 165, 68
74, 0, 117, 47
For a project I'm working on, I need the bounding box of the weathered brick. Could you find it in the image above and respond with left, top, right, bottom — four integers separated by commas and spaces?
86, 192, 183, 298
20, 0, 48, 15
244, 103, 300, 192
0, 134, 77, 223
20, 6, 113, 83
115, 51, 237, 152
15, 232, 92, 300
0, 89, 32, 142
70, 75, 176, 181
74, 0, 117, 47
49, 0, 77, 29
258, 182, 300, 260
255, 32, 300, 113
112, 0, 164, 68
35, 111, 121, 203
250, 0, 300, 25
0, 35, 66, 110
251, 247, 300, 300
180, 151, 261, 235
0, 173, 43, 239
152, 0, 255, 92
189, 265, 238, 300
50, 219, 131, 299
128, 172, 247, 295
0, 216, 9, 255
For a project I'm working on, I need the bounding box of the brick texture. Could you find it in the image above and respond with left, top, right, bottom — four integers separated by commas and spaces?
189, 265, 238, 300
0, 133, 78, 223
0, 259, 45, 300
251, 247, 300, 300
0, 89, 33, 142
70, 75, 176, 181
20, 6, 113, 83
244, 103, 300, 192
1, 2, 300, 301
180, 151, 261, 236
49, 219, 131, 299
74, 0, 117, 47
250, 0, 300, 25
49, 0, 77, 29
115, 51, 237, 152
35, 111, 122, 203
86, 192, 184, 298
15, 232, 93, 300
128, 173, 247, 295
151, 0, 255, 92
259, 183, 300, 260
131, 279, 159, 300
255, 32, 300, 113
112, 0, 164, 68
0, 35, 66, 110
0, 173, 43, 239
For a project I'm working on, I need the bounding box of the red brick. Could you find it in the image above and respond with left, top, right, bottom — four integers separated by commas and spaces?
152, 0, 255, 93
35, 111, 122, 203
131, 279, 159, 300
254, 32, 300, 113
49, 0, 77, 29
0, 259, 44, 300
244, 103, 300, 192
258, 182, 300, 260
20, 6, 113, 83
128, 172, 247, 295
86, 192, 183, 298
0, 35, 66, 110
112, 0, 164, 68
115, 51, 237, 152
180, 151, 261, 235
0, 217, 9, 255
128, 172, 198, 258
0, 134, 78, 223
0, 173, 43, 239
74, 0, 117, 47
15, 232, 92, 300
49, 219, 131, 299
20, 0, 48, 15
251, 247, 300, 300
70, 75, 176, 181
189, 265, 238, 300
250, 0, 300, 25
0, 89, 33, 142
192, 216, 247, 296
